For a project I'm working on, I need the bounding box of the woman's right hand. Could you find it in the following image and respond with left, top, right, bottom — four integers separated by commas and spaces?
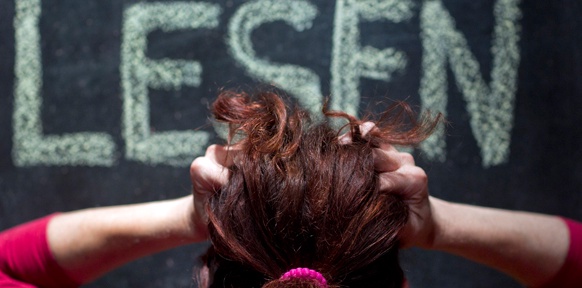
374, 145, 437, 249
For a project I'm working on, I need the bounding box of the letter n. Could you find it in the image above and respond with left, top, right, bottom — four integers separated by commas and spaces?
419, 0, 521, 167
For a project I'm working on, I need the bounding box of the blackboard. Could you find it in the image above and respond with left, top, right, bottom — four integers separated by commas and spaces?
1, 0, 581, 287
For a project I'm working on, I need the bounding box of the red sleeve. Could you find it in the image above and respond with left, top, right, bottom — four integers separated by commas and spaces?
0, 214, 80, 288
538, 218, 582, 288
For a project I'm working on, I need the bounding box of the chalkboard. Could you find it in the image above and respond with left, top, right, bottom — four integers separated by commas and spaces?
1, 0, 581, 287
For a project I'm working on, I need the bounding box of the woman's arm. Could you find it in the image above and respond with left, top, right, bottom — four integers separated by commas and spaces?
0, 144, 233, 286
0, 196, 201, 288
374, 146, 577, 287
47, 196, 201, 284
49, 144, 233, 284
428, 197, 569, 287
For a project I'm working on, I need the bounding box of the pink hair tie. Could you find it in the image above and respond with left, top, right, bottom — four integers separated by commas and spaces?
280, 267, 328, 287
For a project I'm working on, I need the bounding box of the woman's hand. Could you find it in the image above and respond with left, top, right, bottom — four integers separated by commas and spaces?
373, 145, 436, 249
189, 144, 234, 239
373, 145, 574, 287
340, 121, 437, 248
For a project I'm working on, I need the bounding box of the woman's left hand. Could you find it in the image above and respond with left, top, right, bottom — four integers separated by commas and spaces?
189, 144, 235, 239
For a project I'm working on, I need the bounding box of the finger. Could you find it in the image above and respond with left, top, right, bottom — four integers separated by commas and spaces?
338, 132, 352, 145
338, 122, 377, 144
359, 121, 377, 137
204, 144, 237, 167
399, 152, 415, 166
373, 148, 402, 172
377, 165, 427, 198
374, 150, 416, 171
378, 142, 398, 153
190, 157, 230, 192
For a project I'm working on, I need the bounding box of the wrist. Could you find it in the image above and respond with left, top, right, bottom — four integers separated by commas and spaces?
176, 195, 208, 242
420, 197, 450, 250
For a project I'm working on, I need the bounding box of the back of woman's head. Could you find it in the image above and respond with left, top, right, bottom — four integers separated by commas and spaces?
198, 90, 437, 287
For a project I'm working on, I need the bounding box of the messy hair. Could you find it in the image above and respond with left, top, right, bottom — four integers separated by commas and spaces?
197, 90, 438, 287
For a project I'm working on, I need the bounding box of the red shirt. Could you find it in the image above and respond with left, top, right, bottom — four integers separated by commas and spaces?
539, 218, 582, 288
0, 214, 78, 288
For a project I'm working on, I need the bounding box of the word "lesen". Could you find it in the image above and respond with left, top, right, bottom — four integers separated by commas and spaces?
12, 0, 521, 167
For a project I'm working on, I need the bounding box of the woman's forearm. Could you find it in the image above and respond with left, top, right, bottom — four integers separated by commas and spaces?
47, 196, 203, 284
428, 197, 569, 287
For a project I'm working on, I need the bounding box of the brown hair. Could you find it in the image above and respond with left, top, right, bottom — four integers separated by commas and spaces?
198, 89, 438, 287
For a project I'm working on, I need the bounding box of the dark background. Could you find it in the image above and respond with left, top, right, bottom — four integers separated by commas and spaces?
1, 0, 581, 287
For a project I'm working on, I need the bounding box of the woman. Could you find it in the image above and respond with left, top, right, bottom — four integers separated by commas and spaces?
0, 91, 580, 287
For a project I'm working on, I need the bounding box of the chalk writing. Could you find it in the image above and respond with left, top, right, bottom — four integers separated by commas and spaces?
13, 0, 116, 166
330, 0, 412, 115
227, 0, 322, 114
10, 0, 522, 167
121, 2, 220, 166
419, 0, 521, 166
